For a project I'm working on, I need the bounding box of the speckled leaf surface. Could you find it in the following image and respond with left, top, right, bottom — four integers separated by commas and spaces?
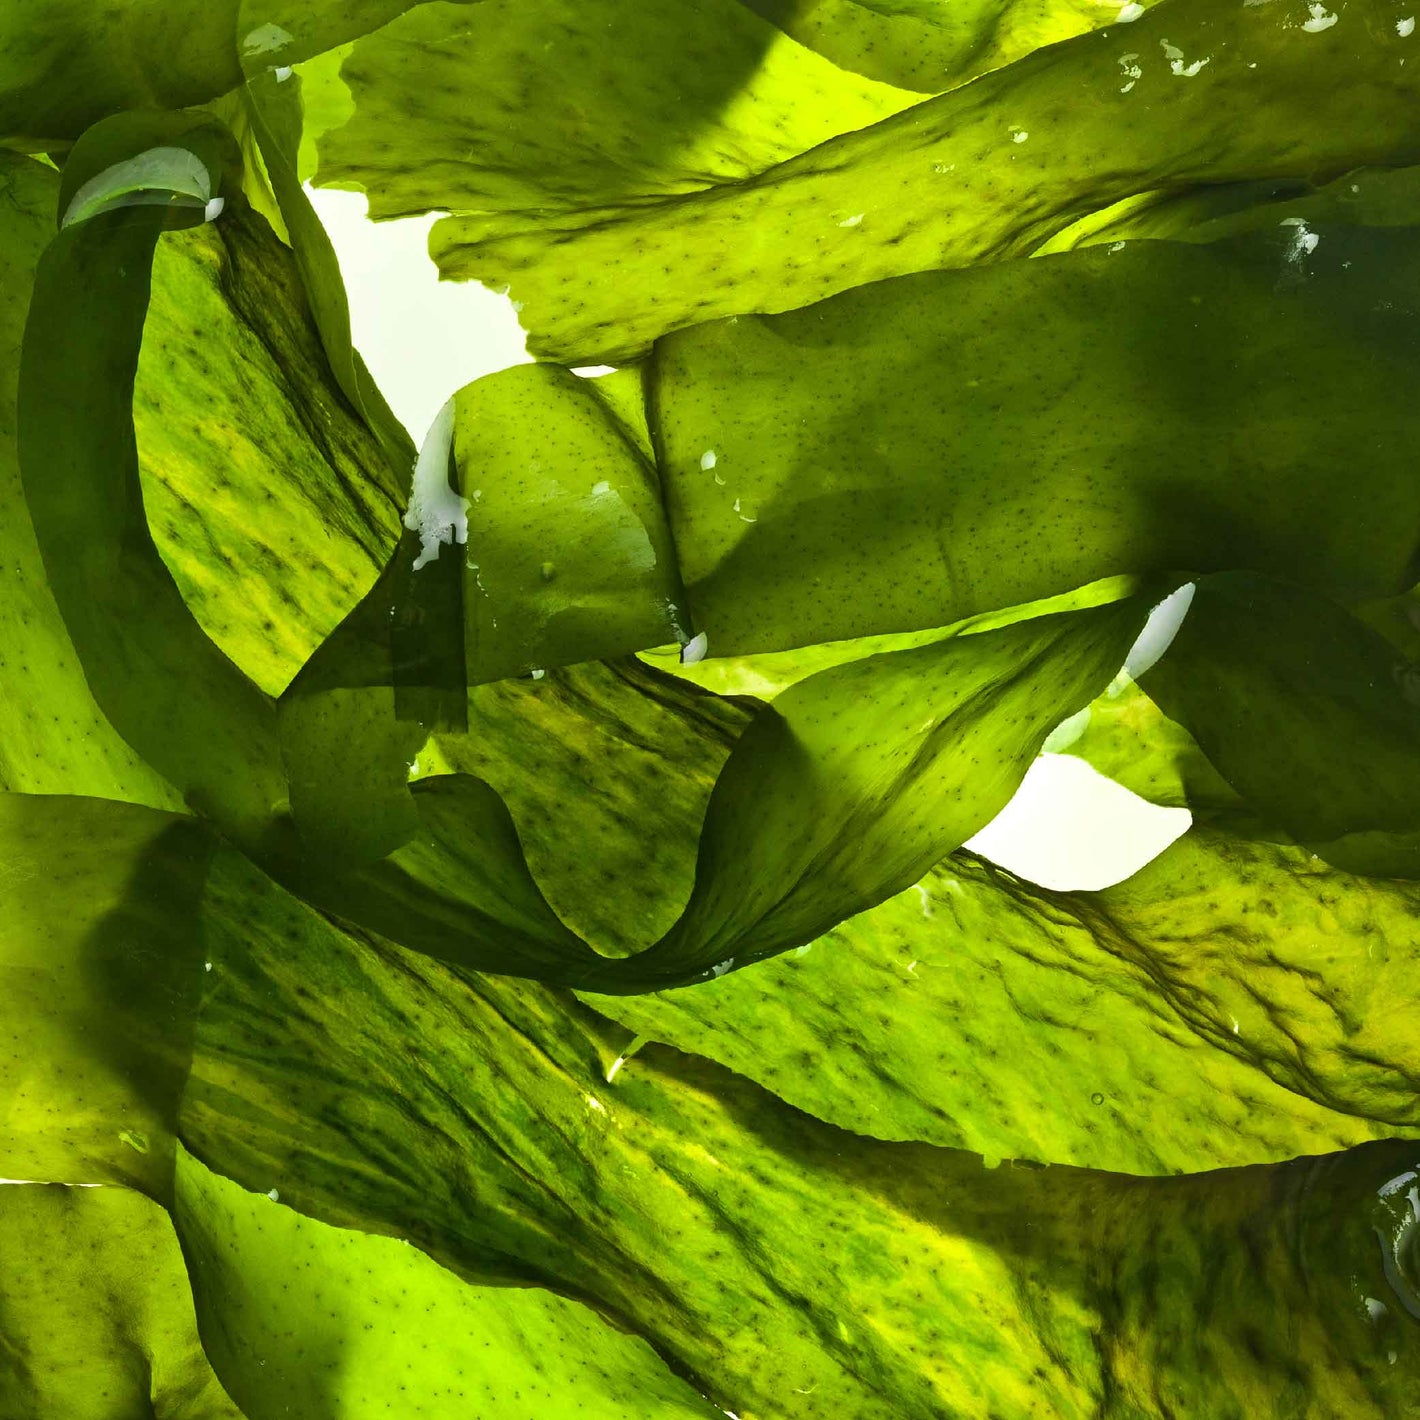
0, 793, 211, 1195
742, 0, 1152, 92
649, 234, 1420, 651
371, 0, 1420, 362
173, 1147, 720, 1420
182, 846, 1420, 1419
582, 829, 1420, 1173
0, 1184, 245, 1420
320, 0, 915, 225
0, 0, 470, 150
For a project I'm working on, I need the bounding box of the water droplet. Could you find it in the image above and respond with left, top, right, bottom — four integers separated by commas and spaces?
700, 449, 717, 471
680, 631, 709, 665
1400, 15, 1416, 35
267, 1187, 280, 1202
118, 1129, 149, 1154
1301, 2, 1338, 30
838, 213, 864, 228
1091, 1092, 1106, 1105
1117, 1, 1144, 19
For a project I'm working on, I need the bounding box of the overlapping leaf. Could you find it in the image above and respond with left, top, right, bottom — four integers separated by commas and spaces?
181, 844, 1420, 1418
320, 0, 1420, 360
0, 794, 212, 1194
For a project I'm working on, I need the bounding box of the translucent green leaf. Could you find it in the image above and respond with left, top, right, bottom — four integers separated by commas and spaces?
648, 236, 1420, 650
743, 0, 1154, 93
184, 847, 1420, 1417
320, 0, 916, 226
0, 793, 212, 1194
174, 1147, 720, 1420
582, 828, 1420, 1173
0, 1184, 244, 1420
1053, 677, 1241, 812
0, 0, 473, 150
1142, 572, 1420, 875
391, 0, 1420, 361
0, 150, 182, 804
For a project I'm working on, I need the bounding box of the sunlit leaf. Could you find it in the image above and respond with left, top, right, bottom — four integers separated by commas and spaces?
174, 1146, 720, 1420
584, 828, 1420, 1172
184, 846, 1420, 1417
332, 0, 1420, 361
0, 793, 212, 1195
0, 1184, 244, 1420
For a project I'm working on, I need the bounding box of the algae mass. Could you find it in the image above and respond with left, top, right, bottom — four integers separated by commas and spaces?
1, 0, 1419, 1415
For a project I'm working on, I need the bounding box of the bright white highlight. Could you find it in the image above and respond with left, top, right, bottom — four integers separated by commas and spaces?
404, 398, 467, 571
967, 755, 1191, 890
1124, 581, 1196, 680
1117, 2, 1145, 19
680, 631, 710, 665
1302, 3, 1339, 29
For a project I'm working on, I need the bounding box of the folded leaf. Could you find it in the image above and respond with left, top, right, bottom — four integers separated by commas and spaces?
174, 1146, 720, 1420
0, 1184, 244, 1420
1142, 571, 1420, 875
184, 847, 1420, 1417
0, 150, 183, 804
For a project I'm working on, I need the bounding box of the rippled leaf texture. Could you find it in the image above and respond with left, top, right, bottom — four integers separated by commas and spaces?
0, 1185, 244, 1420
0, 794, 212, 1194
743, 0, 1147, 92
583, 827, 1420, 1173
320, 0, 1420, 360
0, 0, 480, 150
174, 1148, 719, 1420
1142, 572, 1420, 876
183, 846, 1420, 1418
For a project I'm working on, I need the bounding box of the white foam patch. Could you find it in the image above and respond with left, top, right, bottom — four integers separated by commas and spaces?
966, 754, 1192, 890
1124, 581, 1196, 680
404, 398, 467, 570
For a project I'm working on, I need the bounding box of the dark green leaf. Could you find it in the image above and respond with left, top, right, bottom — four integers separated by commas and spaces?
1142, 572, 1420, 875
